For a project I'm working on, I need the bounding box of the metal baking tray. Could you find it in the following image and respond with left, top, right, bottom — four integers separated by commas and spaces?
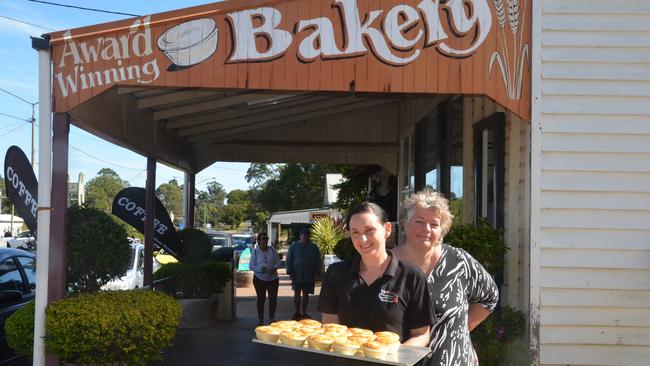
252, 338, 431, 366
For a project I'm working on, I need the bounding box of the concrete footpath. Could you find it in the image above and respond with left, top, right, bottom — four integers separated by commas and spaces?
150, 269, 370, 366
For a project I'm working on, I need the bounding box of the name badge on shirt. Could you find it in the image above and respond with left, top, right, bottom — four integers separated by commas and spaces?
379, 289, 399, 304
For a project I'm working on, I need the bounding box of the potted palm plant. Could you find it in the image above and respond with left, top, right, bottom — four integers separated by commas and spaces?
310, 217, 345, 275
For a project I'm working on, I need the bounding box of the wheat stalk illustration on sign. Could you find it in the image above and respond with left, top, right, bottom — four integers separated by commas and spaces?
490, 0, 529, 100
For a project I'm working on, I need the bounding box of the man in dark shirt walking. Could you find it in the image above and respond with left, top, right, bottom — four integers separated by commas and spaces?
285, 228, 321, 320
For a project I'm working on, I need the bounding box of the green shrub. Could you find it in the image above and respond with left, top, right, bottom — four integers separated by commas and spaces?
67, 206, 132, 293
310, 218, 344, 256
333, 237, 356, 261
4, 291, 180, 365
153, 262, 231, 299
178, 228, 212, 264
4, 300, 35, 357
444, 221, 530, 363
445, 219, 507, 277
45, 290, 180, 365
472, 306, 531, 365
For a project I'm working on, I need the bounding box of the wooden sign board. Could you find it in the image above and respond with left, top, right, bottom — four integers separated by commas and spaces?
49, 0, 531, 120
309, 212, 331, 222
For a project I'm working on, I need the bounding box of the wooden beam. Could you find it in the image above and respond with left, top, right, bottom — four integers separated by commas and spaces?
206, 142, 397, 155
137, 90, 223, 109
165, 94, 320, 130
213, 140, 397, 148
176, 96, 335, 137
153, 93, 285, 120
117, 87, 146, 95
189, 99, 396, 143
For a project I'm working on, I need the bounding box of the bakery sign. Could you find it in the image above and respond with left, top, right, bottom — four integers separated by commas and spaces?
50, 0, 530, 119
310, 212, 331, 222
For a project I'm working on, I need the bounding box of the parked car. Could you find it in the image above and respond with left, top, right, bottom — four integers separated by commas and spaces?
0, 248, 36, 365
154, 248, 178, 265
102, 243, 160, 291
205, 231, 234, 251
232, 234, 255, 249
5, 232, 35, 251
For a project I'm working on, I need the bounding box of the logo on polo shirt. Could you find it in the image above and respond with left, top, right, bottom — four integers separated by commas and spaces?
378, 289, 399, 304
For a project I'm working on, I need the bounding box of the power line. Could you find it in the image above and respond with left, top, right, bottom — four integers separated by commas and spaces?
27, 0, 139, 17
0, 121, 27, 132
0, 14, 55, 31
0, 88, 37, 105
69, 144, 143, 171
0, 124, 26, 139
126, 169, 147, 183
0, 111, 30, 122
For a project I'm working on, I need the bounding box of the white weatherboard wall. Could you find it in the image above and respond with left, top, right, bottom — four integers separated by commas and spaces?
532, 0, 650, 365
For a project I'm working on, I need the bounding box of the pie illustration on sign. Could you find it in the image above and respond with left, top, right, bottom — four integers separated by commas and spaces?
157, 18, 218, 69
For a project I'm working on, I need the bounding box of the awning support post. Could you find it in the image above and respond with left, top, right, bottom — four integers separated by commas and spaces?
184, 172, 195, 228
144, 157, 156, 288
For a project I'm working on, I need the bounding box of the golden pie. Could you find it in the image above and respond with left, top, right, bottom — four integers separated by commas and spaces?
255, 325, 282, 343
332, 339, 361, 356
362, 341, 389, 360
374, 331, 400, 342
299, 319, 322, 328
375, 336, 401, 354
307, 334, 334, 351
279, 330, 308, 347
348, 328, 374, 337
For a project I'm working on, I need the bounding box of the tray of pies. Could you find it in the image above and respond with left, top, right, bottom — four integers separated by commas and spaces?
253, 319, 431, 366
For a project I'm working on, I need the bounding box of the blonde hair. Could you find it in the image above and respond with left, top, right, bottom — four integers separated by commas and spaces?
400, 189, 454, 237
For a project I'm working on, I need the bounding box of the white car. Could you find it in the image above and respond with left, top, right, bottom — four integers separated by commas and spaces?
103, 243, 160, 291
6, 231, 35, 250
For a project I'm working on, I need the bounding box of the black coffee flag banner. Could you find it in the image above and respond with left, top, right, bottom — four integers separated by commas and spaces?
4, 146, 38, 234
112, 187, 180, 257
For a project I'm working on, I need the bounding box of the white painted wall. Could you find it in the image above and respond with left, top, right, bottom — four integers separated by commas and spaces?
532, 1, 650, 364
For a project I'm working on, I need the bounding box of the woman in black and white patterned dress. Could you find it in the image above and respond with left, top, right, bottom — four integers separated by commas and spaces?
394, 190, 499, 366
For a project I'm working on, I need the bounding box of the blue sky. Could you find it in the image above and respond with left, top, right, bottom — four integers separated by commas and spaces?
0, 0, 251, 193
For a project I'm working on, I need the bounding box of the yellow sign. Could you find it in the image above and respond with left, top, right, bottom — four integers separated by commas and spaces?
309, 212, 330, 221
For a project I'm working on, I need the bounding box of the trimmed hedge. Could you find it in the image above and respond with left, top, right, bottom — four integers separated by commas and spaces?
4, 300, 35, 357
45, 290, 180, 365
153, 262, 231, 299
5, 291, 180, 365
177, 228, 212, 264
67, 206, 132, 293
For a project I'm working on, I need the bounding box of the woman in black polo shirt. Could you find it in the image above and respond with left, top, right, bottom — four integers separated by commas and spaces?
318, 202, 434, 346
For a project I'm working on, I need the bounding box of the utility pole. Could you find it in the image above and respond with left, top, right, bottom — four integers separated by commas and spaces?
31, 103, 36, 169
0, 88, 38, 234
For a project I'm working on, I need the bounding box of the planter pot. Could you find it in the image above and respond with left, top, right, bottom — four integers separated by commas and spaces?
235, 270, 254, 288
178, 297, 219, 328
64, 363, 128, 366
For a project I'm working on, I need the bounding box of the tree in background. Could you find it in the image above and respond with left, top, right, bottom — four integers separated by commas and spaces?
156, 179, 184, 220
245, 163, 369, 232
195, 181, 226, 228
245, 163, 279, 190
222, 189, 250, 229
85, 168, 129, 212
331, 166, 369, 215
252, 164, 329, 213
0, 176, 14, 215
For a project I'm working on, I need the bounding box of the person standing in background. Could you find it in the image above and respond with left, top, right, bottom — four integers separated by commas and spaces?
248, 232, 281, 325
285, 227, 321, 320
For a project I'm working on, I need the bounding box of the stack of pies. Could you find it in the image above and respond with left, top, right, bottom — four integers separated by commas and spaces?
254, 320, 399, 360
